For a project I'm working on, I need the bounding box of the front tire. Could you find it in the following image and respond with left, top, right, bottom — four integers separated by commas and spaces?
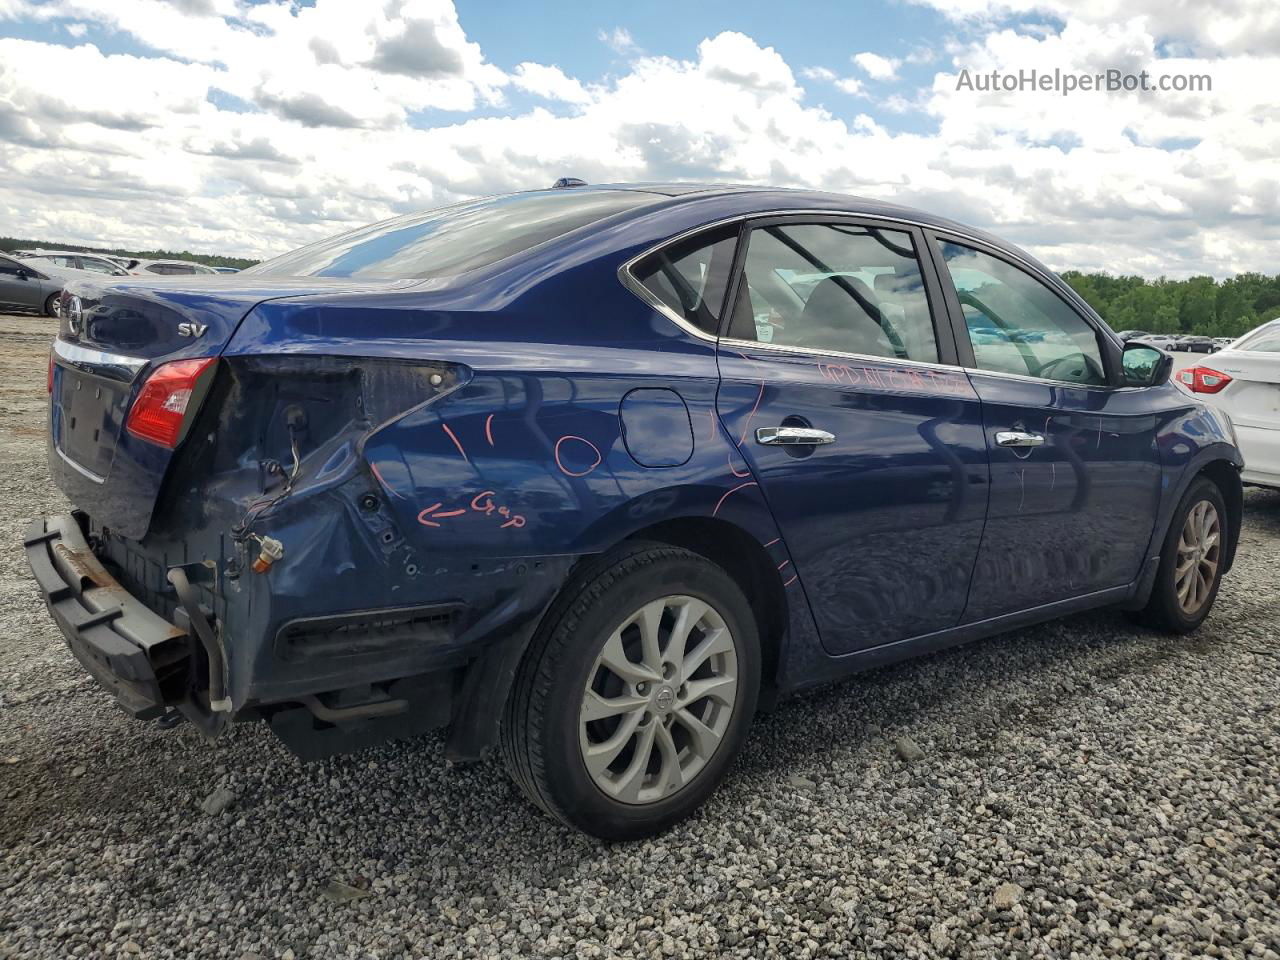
501, 542, 760, 839
1138, 476, 1227, 633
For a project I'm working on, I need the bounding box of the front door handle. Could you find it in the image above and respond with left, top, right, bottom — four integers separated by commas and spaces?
756, 426, 836, 446
995, 431, 1045, 448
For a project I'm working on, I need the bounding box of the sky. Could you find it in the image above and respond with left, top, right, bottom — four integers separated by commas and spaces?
0, 0, 1276, 277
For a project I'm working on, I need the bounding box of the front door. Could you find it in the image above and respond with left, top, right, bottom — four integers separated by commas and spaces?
0, 256, 41, 310
715, 217, 989, 656
929, 237, 1162, 621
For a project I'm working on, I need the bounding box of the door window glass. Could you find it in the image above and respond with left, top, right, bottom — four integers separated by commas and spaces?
939, 242, 1106, 386
80, 258, 116, 274
728, 223, 938, 362
629, 225, 739, 335
0, 257, 20, 276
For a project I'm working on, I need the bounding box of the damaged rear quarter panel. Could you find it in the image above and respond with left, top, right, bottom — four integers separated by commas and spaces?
208, 277, 807, 707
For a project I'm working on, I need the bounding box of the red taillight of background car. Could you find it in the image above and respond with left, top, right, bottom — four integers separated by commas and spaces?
1176, 366, 1233, 394
125, 357, 216, 447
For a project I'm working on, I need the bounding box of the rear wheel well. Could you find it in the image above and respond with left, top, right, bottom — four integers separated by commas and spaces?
1198, 459, 1243, 573
626, 517, 786, 705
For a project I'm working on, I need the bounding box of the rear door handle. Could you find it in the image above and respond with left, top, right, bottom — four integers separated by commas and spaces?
994, 431, 1045, 448
756, 426, 835, 446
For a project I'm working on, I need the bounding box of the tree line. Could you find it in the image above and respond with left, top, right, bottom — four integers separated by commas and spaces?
5, 232, 1278, 340
1062, 271, 1280, 339
0, 237, 258, 271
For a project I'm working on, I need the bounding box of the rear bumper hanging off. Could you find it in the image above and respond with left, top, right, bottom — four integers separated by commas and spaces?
23, 514, 192, 719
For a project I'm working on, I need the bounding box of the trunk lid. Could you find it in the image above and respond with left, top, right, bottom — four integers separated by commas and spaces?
49, 274, 414, 539
1203, 350, 1280, 431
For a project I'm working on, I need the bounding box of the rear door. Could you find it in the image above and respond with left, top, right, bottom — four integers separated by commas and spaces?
715, 216, 989, 655
929, 235, 1162, 620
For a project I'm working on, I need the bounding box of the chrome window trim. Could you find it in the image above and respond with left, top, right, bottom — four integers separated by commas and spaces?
719, 336, 963, 374
961, 365, 1116, 391
53, 338, 147, 380
617, 208, 1058, 344
616, 216, 745, 343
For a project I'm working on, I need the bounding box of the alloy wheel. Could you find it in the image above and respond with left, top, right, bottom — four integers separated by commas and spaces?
1175, 500, 1220, 615
578, 594, 738, 805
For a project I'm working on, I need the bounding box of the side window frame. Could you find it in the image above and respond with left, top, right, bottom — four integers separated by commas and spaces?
719, 214, 962, 367
618, 220, 748, 342
924, 229, 1124, 388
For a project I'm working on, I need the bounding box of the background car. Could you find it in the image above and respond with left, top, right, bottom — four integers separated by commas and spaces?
1174, 318, 1280, 489
1115, 329, 1151, 342
0, 253, 65, 315
29, 184, 1243, 838
1175, 334, 1218, 353
26, 252, 129, 277
128, 258, 219, 276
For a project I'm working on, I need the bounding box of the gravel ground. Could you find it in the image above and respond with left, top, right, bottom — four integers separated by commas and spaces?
1, 312, 1278, 959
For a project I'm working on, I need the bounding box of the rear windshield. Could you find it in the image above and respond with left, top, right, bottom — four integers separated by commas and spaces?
245, 189, 660, 280
1233, 321, 1280, 353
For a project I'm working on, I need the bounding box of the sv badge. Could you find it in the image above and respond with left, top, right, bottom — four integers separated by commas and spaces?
177, 321, 209, 338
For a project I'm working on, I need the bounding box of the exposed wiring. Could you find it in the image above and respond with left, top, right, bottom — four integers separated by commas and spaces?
232, 433, 302, 543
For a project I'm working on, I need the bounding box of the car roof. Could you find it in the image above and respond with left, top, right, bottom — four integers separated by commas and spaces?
556, 182, 1048, 273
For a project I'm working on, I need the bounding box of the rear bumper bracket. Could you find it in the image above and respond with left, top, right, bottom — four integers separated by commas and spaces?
23, 514, 192, 720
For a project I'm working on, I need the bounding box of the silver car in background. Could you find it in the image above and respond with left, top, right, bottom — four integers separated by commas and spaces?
0, 253, 65, 316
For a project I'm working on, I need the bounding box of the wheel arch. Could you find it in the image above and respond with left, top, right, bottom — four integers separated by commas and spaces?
444, 511, 792, 762
1198, 458, 1243, 574
621, 515, 788, 706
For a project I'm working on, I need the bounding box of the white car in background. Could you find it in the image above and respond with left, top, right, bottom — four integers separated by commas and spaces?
15, 250, 129, 276
1175, 318, 1280, 489
25, 253, 129, 278
128, 258, 219, 276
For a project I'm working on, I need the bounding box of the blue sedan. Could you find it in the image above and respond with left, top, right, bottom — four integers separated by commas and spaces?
28, 183, 1242, 838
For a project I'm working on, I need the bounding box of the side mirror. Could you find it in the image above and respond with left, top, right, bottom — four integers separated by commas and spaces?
1122, 342, 1172, 387
15, 268, 29, 280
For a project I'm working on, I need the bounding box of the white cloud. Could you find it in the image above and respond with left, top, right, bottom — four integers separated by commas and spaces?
909, 0, 1280, 54
802, 66, 864, 95
800, 66, 838, 82
599, 26, 639, 56
853, 51, 900, 80
512, 62, 593, 105
0, 0, 1275, 279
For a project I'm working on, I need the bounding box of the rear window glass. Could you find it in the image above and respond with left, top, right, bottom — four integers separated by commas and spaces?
246, 190, 661, 280
1235, 321, 1280, 353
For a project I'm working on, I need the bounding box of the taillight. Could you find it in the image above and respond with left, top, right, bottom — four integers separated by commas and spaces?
1176, 366, 1233, 394
126, 357, 216, 447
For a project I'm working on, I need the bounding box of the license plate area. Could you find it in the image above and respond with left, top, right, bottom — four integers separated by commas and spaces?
54, 364, 129, 480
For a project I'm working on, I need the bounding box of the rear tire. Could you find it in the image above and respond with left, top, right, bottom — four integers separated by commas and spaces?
501, 541, 760, 839
44, 292, 59, 318
1137, 476, 1227, 633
